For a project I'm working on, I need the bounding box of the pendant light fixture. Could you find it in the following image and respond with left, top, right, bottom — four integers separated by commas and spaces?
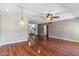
19, 6, 25, 27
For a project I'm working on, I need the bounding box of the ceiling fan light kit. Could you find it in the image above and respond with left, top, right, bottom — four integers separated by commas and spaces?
47, 13, 53, 20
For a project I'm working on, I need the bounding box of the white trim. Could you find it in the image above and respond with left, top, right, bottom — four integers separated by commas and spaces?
49, 36, 79, 43
0, 39, 28, 46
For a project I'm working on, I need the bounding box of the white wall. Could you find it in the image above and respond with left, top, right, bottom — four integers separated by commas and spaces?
0, 14, 28, 45
49, 19, 79, 41
38, 18, 79, 41
0, 14, 1, 43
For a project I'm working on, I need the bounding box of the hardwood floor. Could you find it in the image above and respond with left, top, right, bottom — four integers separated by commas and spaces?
0, 35, 79, 56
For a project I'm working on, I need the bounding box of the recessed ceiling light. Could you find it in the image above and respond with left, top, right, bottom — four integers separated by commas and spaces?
6, 9, 10, 12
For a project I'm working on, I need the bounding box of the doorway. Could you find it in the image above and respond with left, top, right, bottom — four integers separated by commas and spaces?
38, 23, 49, 39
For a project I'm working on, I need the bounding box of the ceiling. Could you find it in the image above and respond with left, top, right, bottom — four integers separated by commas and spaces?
0, 3, 79, 24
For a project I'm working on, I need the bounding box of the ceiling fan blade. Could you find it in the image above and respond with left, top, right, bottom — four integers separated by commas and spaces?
52, 16, 60, 18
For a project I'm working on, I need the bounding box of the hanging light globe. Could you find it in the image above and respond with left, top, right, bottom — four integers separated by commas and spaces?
19, 17, 25, 27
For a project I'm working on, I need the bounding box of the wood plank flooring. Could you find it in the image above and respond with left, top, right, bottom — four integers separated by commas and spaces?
0, 35, 79, 56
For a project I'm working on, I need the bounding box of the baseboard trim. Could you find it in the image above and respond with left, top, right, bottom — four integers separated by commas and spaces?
49, 36, 79, 43
0, 39, 28, 46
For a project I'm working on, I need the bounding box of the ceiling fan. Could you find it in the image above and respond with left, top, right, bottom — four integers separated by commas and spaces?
46, 13, 60, 20
41, 10, 60, 20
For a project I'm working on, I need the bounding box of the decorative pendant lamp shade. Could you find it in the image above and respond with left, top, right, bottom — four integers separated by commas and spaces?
19, 7, 25, 27
19, 17, 25, 27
